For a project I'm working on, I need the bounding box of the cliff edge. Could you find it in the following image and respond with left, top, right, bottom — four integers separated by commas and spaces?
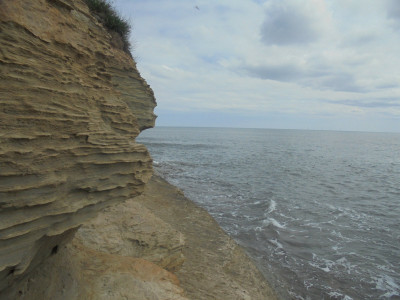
0, 0, 156, 292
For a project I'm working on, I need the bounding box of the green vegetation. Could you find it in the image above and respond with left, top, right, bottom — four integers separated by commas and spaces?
84, 0, 131, 53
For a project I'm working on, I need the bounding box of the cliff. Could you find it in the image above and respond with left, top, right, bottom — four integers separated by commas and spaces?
0, 0, 156, 292
0, 175, 277, 300
0, 1, 278, 299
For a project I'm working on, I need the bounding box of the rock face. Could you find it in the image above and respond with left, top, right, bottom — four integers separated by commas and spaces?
0, 0, 156, 292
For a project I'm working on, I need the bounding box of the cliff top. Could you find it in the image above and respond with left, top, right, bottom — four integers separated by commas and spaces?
84, 0, 132, 53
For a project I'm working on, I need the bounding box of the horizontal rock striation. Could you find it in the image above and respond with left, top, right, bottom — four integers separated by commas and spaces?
0, 0, 156, 291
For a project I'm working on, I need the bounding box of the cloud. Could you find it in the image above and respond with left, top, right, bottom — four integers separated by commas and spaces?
340, 32, 377, 47
113, 0, 400, 132
326, 98, 400, 108
260, 0, 329, 45
242, 62, 366, 93
243, 63, 303, 81
386, 0, 400, 30
386, 0, 400, 20
316, 73, 366, 93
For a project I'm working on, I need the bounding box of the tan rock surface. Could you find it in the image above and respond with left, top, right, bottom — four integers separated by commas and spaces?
0, 239, 188, 300
75, 198, 185, 272
0, 0, 156, 291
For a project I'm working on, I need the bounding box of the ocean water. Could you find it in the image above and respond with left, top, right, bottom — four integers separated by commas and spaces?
137, 127, 400, 300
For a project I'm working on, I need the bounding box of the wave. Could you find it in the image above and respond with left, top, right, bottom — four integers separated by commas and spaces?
373, 274, 400, 298
327, 291, 353, 300
263, 217, 286, 229
267, 199, 276, 214
269, 238, 283, 249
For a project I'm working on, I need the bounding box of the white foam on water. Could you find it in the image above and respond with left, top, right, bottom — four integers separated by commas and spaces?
277, 212, 299, 221
288, 290, 307, 300
326, 203, 337, 211
310, 254, 335, 273
303, 222, 323, 231
377, 264, 395, 273
263, 217, 286, 229
270, 238, 283, 249
373, 274, 400, 298
271, 218, 286, 229
268, 199, 277, 213
327, 291, 353, 300
303, 280, 314, 290
335, 256, 356, 275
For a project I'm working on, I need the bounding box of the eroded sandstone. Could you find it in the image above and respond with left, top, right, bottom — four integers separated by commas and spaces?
0, 0, 156, 291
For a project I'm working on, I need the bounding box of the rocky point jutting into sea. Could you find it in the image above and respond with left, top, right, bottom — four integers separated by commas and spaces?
0, 0, 277, 299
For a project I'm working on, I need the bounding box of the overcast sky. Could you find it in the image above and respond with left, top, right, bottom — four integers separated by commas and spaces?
114, 0, 400, 132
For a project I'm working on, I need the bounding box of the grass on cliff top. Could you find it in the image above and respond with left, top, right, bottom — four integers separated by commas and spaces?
84, 0, 131, 53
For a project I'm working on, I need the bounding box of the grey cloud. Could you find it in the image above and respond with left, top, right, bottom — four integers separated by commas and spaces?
244, 64, 303, 81
260, 2, 321, 45
317, 73, 367, 93
243, 63, 366, 93
326, 98, 400, 108
386, 0, 400, 20
387, 0, 400, 30
376, 83, 399, 89
340, 33, 377, 47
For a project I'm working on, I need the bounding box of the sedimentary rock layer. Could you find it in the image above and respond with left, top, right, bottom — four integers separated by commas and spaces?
0, 0, 156, 291
0, 175, 278, 300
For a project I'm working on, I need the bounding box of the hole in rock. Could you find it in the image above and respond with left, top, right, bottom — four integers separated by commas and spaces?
51, 245, 59, 255
8, 268, 15, 276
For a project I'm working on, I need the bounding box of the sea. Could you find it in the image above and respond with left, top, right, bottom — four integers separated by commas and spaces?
137, 127, 400, 300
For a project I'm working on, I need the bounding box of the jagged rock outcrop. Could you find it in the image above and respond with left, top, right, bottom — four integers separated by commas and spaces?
0, 0, 156, 292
